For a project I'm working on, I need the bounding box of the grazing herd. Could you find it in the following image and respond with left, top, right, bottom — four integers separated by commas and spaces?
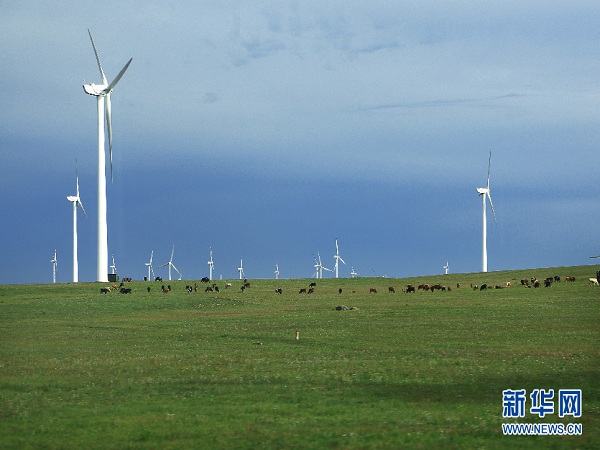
99, 271, 600, 296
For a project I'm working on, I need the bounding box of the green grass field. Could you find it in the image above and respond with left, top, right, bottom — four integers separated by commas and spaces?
1, 265, 598, 449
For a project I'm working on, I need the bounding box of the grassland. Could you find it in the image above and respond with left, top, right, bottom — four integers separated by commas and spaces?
0, 265, 598, 449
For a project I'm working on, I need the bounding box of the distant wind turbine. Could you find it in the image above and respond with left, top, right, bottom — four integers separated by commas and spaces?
66, 161, 87, 283
238, 259, 245, 279
444, 261, 449, 275
82, 30, 132, 282
51, 249, 58, 284
350, 266, 358, 278
145, 250, 155, 281
159, 245, 182, 281
314, 253, 333, 279
110, 254, 117, 275
476, 152, 496, 273
274, 262, 280, 280
208, 247, 214, 280
333, 238, 346, 279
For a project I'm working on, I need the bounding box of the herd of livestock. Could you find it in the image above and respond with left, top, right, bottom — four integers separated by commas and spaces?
99, 271, 600, 295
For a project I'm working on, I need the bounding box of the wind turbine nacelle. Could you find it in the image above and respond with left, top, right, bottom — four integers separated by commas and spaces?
476, 188, 488, 195
67, 195, 78, 202
83, 83, 107, 96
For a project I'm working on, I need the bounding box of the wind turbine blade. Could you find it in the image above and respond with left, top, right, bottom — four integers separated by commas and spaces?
88, 29, 107, 84
106, 93, 113, 181
103, 58, 132, 94
77, 199, 88, 219
172, 264, 182, 279
339, 256, 346, 265
170, 245, 175, 262
150, 251, 153, 265
486, 151, 492, 190
487, 192, 497, 222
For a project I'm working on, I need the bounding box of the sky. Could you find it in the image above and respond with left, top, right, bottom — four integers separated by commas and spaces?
2, 1, 599, 284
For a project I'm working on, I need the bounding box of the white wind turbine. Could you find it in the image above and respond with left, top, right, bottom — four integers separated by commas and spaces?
238, 259, 245, 280
476, 152, 497, 273
333, 238, 346, 279
274, 262, 280, 280
145, 250, 155, 281
159, 245, 182, 281
314, 253, 333, 279
110, 254, 117, 275
207, 247, 214, 280
51, 249, 58, 283
444, 261, 449, 275
350, 266, 358, 278
66, 161, 87, 283
82, 30, 132, 282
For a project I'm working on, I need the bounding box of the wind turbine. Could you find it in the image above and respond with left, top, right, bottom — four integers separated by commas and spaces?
159, 245, 182, 281
145, 250, 155, 281
350, 266, 358, 278
274, 262, 280, 280
333, 238, 346, 278
207, 247, 214, 280
238, 259, 245, 279
82, 30, 132, 282
51, 249, 58, 283
444, 261, 449, 275
476, 151, 496, 273
66, 161, 87, 283
314, 253, 333, 279
110, 254, 117, 275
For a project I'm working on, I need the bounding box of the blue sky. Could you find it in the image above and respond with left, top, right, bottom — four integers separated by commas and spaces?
2, 1, 599, 284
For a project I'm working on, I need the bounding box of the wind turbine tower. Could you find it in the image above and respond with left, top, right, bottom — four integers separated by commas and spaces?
275, 262, 280, 280
333, 238, 346, 279
66, 161, 87, 283
145, 251, 155, 281
476, 152, 496, 273
208, 247, 214, 280
51, 249, 58, 283
238, 259, 245, 280
82, 30, 132, 282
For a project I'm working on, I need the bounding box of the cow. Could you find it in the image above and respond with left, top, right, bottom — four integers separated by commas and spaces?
369, 288, 378, 294
100, 287, 111, 294
480, 284, 487, 291
120, 288, 132, 294
339, 288, 343, 294
388, 287, 395, 293
155, 276, 163, 282
147, 286, 151, 293
299, 288, 307, 294
544, 278, 553, 287
406, 285, 415, 293
201, 277, 210, 283
309, 282, 317, 288
162, 285, 169, 293
275, 288, 283, 294
589, 278, 599, 286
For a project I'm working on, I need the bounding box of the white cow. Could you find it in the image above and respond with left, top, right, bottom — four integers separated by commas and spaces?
589, 278, 599, 286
